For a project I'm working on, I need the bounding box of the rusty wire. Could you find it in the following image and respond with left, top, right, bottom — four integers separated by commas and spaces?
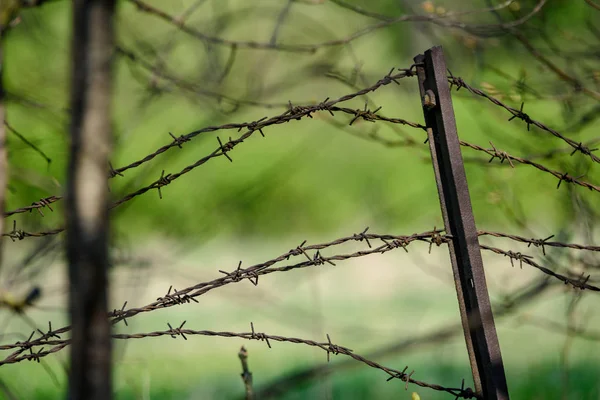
5, 66, 420, 221
254, 275, 554, 397
5, 196, 61, 218
112, 323, 479, 399
522, 138, 600, 162
109, 73, 419, 208
109, 229, 451, 323
8, 125, 600, 241
448, 73, 600, 164
458, 141, 600, 193
2, 227, 598, 366
479, 230, 600, 254
111, 67, 419, 175
7, 63, 600, 242
5, 2, 598, 398
111, 106, 420, 195
480, 244, 598, 291
347, 128, 600, 194
0, 228, 445, 354
2, 221, 64, 241
6, 130, 598, 225
1, 321, 479, 398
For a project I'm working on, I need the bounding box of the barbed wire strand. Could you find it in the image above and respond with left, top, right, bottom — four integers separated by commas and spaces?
5, 67, 421, 223
1, 229, 597, 367
479, 230, 600, 254
458, 141, 600, 193
2, 322, 479, 398
115, 324, 478, 398
480, 244, 598, 291
0, 229, 445, 356
254, 276, 554, 398
448, 74, 600, 164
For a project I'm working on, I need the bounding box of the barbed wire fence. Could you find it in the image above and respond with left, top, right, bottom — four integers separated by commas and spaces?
1, 0, 599, 399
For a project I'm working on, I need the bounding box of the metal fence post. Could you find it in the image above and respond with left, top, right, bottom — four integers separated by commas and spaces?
414, 46, 509, 400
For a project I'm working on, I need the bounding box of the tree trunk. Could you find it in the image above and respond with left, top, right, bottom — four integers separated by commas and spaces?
67, 1, 116, 399
0, 30, 7, 266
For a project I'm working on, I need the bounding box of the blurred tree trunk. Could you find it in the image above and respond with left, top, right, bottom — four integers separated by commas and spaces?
0, 30, 6, 265
67, 1, 115, 399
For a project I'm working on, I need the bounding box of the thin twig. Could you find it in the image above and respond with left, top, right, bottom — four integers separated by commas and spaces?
238, 346, 253, 400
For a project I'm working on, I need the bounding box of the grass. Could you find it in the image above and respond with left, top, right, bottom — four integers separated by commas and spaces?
3, 325, 600, 399
2, 240, 600, 399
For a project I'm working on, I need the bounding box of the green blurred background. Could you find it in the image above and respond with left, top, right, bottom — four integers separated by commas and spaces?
1, 0, 600, 399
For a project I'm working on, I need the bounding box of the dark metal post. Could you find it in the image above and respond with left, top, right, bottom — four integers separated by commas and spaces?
414, 46, 509, 400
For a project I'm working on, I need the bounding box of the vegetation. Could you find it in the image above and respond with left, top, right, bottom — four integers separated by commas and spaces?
1, 1, 599, 399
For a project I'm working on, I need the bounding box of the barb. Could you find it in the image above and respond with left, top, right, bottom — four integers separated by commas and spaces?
448, 73, 600, 164
2, 221, 64, 241
522, 138, 600, 162
5, 196, 61, 217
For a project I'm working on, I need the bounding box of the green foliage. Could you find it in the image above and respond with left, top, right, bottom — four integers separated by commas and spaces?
3, 360, 599, 399
5, 1, 600, 242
